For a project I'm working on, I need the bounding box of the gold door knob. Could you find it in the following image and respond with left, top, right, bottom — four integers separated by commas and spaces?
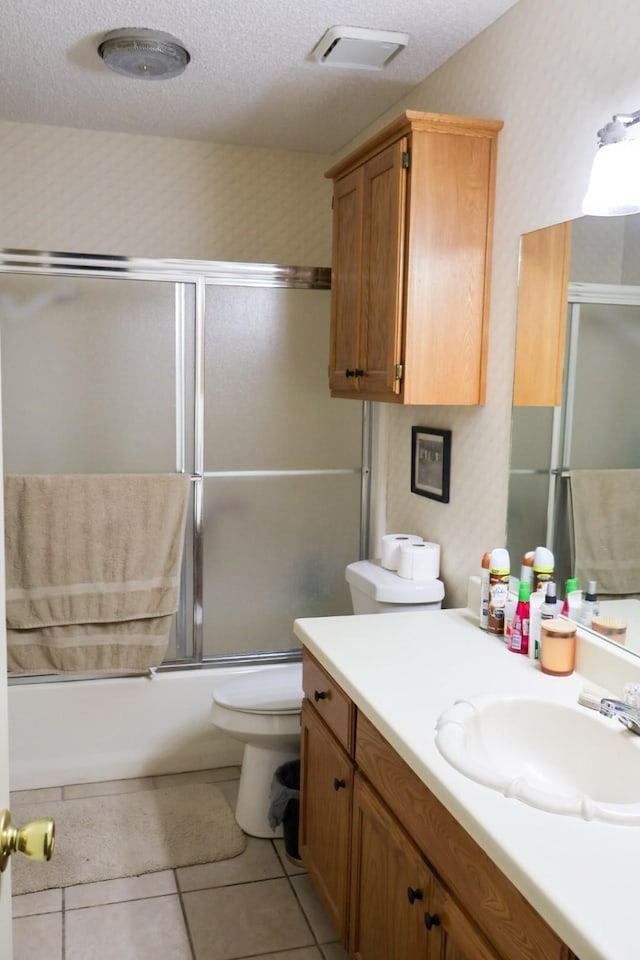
0, 808, 55, 873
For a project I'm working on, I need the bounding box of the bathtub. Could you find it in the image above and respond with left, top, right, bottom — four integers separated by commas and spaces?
7, 665, 271, 791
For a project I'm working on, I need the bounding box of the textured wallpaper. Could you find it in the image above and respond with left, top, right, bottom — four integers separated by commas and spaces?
0, 121, 333, 266
3, 0, 640, 608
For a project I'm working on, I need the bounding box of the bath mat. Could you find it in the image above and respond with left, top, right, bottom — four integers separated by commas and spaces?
11, 783, 247, 895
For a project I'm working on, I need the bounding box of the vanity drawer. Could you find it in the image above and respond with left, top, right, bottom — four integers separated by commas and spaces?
355, 712, 571, 960
303, 651, 354, 754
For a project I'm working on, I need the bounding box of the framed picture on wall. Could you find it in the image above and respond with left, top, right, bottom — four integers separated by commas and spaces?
411, 426, 451, 503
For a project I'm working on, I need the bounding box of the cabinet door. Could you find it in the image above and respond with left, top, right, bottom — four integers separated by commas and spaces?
513, 221, 572, 406
329, 167, 364, 394
299, 699, 353, 943
428, 877, 501, 960
359, 138, 407, 399
350, 772, 431, 960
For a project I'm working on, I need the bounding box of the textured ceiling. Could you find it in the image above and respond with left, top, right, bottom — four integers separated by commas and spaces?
0, 0, 519, 154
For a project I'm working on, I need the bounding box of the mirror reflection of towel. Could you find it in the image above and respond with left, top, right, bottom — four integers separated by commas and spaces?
4, 473, 191, 674
570, 469, 640, 596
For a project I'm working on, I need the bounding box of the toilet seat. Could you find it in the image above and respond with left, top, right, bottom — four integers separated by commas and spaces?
212, 663, 302, 715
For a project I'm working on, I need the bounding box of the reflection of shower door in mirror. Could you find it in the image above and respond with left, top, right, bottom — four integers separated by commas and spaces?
508, 284, 640, 589
0, 255, 366, 674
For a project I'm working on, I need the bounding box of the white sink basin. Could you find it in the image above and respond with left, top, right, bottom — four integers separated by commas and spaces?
435, 695, 640, 825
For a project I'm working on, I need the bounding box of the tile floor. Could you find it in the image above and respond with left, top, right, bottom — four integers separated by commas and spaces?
11, 767, 348, 960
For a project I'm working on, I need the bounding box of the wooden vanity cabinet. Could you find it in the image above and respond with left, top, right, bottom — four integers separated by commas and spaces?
300, 650, 580, 960
300, 700, 353, 941
325, 110, 502, 405
300, 652, 356, 942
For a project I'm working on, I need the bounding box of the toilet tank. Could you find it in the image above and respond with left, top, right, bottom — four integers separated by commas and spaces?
346, 560, 444, 614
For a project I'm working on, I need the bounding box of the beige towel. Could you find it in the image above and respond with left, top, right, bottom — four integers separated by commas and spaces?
4, 474, 191, 674
570, 469, 640, 596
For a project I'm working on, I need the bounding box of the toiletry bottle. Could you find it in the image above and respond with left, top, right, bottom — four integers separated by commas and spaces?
487, 548, 510, 636
508, 580, 530, 655
520, 552, 535, 590
479, 552, 491, 630
561, 577, 579, 617
532, 546, 554, 594
540, 581, 559, 624
504, 591, 517, 644
580, 580, 600, 629
528, 589, 545, 660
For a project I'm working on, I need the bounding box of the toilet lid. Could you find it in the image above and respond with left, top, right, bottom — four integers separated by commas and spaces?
212, 663, 303, 714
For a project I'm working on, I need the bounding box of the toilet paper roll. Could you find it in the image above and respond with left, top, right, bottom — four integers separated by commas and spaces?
380, 533, 423, 570
397, 541, 440, 581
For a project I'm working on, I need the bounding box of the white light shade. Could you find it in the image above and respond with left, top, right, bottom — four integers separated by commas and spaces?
98, 29, 190, 81
582, 139, 640, 216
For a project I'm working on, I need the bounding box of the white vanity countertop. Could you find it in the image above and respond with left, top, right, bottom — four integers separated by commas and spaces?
293, 607, 640, 960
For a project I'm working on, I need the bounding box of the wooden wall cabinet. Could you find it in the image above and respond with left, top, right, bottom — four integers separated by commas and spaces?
300, 650, 579, 960
325, 111, 502, 404
513, 221, 572, 406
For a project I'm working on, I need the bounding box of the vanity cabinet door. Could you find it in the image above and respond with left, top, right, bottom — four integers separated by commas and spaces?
328, 138, 407, 401
350, 772, 431, 960
429, 877, 502, 960
299, 699, 353, 944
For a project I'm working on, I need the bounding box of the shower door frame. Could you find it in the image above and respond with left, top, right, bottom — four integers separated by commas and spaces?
0, 248, 371, 680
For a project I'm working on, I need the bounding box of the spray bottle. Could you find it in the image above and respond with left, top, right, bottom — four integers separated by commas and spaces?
508, 580, 530, 655
487, 548, 510, 637
561, 577, 580, 618
533, 546, 555, 595
479, 552, 491, 630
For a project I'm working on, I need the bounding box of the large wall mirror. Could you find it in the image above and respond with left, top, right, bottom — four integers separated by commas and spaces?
508, 213, 640, 655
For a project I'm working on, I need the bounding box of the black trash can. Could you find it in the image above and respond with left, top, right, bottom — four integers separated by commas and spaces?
269, 758, 301, 864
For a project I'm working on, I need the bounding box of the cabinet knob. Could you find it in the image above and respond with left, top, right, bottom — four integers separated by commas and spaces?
333, 778, 346, 791
354, 369, 364, 377
423, 912, 441, 931
407, 886, 423, 905
314, 690, 327, 702
345, 369, 355, 378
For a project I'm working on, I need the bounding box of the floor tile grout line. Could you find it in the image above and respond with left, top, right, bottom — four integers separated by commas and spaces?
173, 866, 199, 960
284, 864, 322, 950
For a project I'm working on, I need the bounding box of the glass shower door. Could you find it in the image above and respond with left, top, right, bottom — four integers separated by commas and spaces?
202, 284, 362, 658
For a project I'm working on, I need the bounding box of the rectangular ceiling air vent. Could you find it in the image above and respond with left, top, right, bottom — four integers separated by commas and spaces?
311, 26, 409, 71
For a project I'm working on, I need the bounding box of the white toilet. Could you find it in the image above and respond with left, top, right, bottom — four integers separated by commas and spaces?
209, 559, 444, 837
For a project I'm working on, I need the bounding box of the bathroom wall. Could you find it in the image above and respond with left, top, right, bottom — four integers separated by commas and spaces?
3, 0, 640, 610
340, 0, 640, 606
0, 120, 332, 266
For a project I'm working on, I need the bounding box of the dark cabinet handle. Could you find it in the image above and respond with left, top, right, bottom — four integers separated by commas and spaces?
423, 912, 441, 931
407, 886, 423, 905
333, 778, 346, 791
345, 369, 355, 378
314, 690, 327, 702
354, 368, 364, 377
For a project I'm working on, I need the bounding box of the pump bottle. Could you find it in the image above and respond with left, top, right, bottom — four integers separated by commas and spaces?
580, 581, 600, 629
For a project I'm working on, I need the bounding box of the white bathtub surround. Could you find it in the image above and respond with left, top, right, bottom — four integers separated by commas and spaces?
294, 607, 640, 960
7, 666, 262, 790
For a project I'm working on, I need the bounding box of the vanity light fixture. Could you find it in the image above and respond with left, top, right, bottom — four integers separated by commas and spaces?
583, 109, 640, 216
97, 28, 190, 81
